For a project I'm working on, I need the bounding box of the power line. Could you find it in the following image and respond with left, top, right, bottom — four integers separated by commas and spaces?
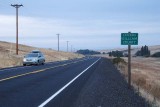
11, 4, 23, 55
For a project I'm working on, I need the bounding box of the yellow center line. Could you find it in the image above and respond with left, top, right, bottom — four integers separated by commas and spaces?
0, 59, 87, 82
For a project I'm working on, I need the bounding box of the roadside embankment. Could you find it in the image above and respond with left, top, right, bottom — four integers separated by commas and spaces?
73, 58, 149, 107
112, 57, 160, 107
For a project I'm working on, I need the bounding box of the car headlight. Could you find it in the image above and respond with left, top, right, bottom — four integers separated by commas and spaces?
23, 58, 26, 62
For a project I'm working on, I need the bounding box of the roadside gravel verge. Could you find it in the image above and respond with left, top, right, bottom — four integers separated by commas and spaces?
73, 58, 149, 107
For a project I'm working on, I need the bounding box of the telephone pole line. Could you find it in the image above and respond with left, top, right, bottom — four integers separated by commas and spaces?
57, 34, 60, 51
67, 41, 69, 52
11, 4, 23, 55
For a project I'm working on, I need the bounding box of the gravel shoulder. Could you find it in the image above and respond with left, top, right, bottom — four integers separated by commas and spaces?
73, 58, 149, 107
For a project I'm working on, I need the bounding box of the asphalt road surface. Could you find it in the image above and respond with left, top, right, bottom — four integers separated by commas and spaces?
0, 57, 148, 107
0, 57, 100, 107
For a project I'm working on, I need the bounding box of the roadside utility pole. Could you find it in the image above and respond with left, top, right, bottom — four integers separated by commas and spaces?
67, 41, 69, 52
11, 4, 23, 55
57, 34, 60, 51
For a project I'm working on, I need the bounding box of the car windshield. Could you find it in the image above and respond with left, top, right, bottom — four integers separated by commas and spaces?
32, 51, 41, 53
25, 53, 38, 57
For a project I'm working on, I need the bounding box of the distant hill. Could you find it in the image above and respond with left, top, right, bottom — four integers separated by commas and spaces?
100, 45, 160, 55
0, 41, 83, 68
77, 49, 101, 55
148, 45, 160, 54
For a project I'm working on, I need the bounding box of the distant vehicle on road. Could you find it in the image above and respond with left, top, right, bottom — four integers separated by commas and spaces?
23, 52, 45, 66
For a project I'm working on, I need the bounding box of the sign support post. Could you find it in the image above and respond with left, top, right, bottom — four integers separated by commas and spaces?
128, 32, 131, 88
121, 32, 138, 89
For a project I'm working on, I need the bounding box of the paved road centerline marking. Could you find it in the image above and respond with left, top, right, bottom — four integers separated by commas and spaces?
38, 58, 100, 107
0, 59, 89, 82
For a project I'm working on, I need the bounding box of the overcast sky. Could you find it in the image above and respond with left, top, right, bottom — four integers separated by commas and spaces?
0, 0, 160, 51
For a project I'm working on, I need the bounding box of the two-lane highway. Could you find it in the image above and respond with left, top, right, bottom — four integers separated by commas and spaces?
0, 56, 100, 107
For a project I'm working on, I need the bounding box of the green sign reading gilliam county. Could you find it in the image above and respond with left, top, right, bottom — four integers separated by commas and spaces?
121, 33, 138, 45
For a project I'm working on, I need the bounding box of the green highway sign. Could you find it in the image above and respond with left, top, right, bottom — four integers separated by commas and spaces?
121, 33, 138, 45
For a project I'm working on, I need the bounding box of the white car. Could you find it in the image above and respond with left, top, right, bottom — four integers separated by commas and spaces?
23, 52, 45, 66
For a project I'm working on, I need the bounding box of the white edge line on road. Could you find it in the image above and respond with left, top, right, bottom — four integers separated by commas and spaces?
38, 58, 101, 107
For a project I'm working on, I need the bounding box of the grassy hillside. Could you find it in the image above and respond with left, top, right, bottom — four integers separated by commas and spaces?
0, 41, 83, 68
100, 45, 160, 55
99, 46, 160, 106
117, 57, 160, 106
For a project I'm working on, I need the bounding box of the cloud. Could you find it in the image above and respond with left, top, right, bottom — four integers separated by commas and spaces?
1, 14, 160, 37
0, 14, 160, 50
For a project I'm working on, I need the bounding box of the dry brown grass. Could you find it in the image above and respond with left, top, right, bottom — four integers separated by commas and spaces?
117, 57, 160, 105
0, 41, 84, 68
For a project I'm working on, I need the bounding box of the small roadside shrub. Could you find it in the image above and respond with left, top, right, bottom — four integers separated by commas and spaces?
112, 57, 126, 65
151, 52, 160, 57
